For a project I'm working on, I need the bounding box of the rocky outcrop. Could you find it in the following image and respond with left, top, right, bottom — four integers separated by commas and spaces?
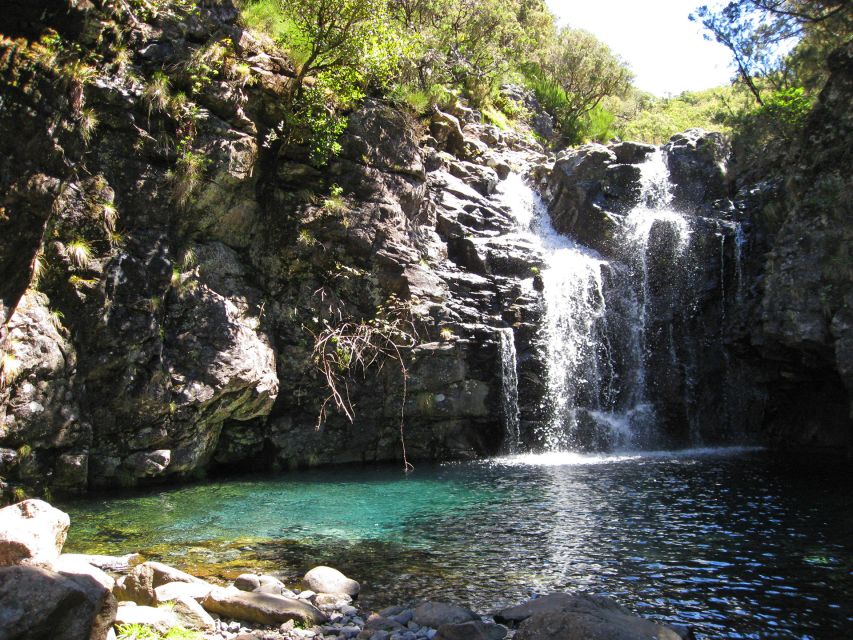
744, 42, 853, 452
545, 143, 645, 256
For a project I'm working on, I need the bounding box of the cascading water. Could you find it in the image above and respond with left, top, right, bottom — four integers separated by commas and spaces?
496, 174, 626, 450
498, 327, 521, 453
495, 148, 700, 452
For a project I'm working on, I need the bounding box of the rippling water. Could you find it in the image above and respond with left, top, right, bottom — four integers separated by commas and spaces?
60, 448, 852, 639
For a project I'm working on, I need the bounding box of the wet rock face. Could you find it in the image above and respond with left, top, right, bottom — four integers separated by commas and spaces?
545, 143, 645, 257
749, 42, 853, 452
0, 2, 549, 495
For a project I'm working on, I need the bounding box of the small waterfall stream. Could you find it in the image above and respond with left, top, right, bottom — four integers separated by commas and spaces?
495, 149, 708, 452
498, 327, 521, 453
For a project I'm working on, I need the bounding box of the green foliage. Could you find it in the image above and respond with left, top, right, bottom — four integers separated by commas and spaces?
78, 108, 98, 144
240, 0, 299, 42
482, 105, 511, 130
169, 139, 210, 207
0, 346, 22, 388
65, 239, 93, 270
143, 71, 172, 116
691, 1, 851, 103
726, 85, 814, 153
581, 105, 618, 143
614, 86, 745, 143
751, 85, 812, 130
524, 27, 632, 145
184, 38, 231, 95
323, 184, 349, 215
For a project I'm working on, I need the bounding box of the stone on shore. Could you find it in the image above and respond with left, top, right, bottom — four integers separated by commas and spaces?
0, 499, 70, 568
498, 593, 685, 640
154, 580, 215, 604
202, 586, 328, 625
235, 572, 292, 596
115, 603, 180, 634
55, 554, 116, 591
0, 564, 116, 640
172, 595, 217, 632
413, 602, 479, 628
59, 552, 143, 572
303, 565, 360, 597
114, 560, 207, 605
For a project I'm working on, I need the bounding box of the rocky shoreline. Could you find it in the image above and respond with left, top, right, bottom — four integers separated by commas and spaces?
1, 498, 693, 640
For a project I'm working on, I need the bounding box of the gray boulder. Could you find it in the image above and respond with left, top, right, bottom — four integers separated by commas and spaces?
0, 499, 69, 568
0, 564, 116, 640
303, 565, 360, 597
201, 587, 327, 625
153, 580, 214, 604
498, 593, 685, 640
172, 595, 217, 632
55, 555, 115, 591
413, 602, 479, 629
609, 141, 656, 165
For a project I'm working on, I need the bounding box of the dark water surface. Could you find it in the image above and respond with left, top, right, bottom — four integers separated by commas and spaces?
60, 448, 852, 639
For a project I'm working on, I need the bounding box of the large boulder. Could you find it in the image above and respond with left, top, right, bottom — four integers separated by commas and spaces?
201, 587, 327, 625
55, 555, 116, 591
303, 566, 360, 597
0, 499, 69, 568
0, 564, 116, 640
498, 593, 684, 640
546, 144, 641, 256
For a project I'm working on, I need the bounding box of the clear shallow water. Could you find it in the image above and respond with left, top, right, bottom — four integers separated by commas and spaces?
60, 448, 853, 639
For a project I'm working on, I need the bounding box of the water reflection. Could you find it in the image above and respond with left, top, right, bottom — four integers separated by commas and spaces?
60, 449, 853, 639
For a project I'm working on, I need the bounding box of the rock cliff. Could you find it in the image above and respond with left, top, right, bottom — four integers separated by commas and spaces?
0, 3, 850, 498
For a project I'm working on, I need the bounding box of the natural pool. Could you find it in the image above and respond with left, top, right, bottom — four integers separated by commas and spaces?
59, 448, 852, 639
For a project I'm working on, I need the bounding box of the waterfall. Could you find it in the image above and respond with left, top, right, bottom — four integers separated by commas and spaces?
494, 149, 702, 452
498, 328, 521, 453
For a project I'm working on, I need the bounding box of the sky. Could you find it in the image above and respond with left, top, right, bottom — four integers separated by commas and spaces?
545, 0, 735, 96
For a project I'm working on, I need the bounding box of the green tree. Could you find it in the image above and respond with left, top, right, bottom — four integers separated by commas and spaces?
280, 0, 402, 103
390, 0, 553, 103
526, 27, 632, 143
690, 1, 852, 103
